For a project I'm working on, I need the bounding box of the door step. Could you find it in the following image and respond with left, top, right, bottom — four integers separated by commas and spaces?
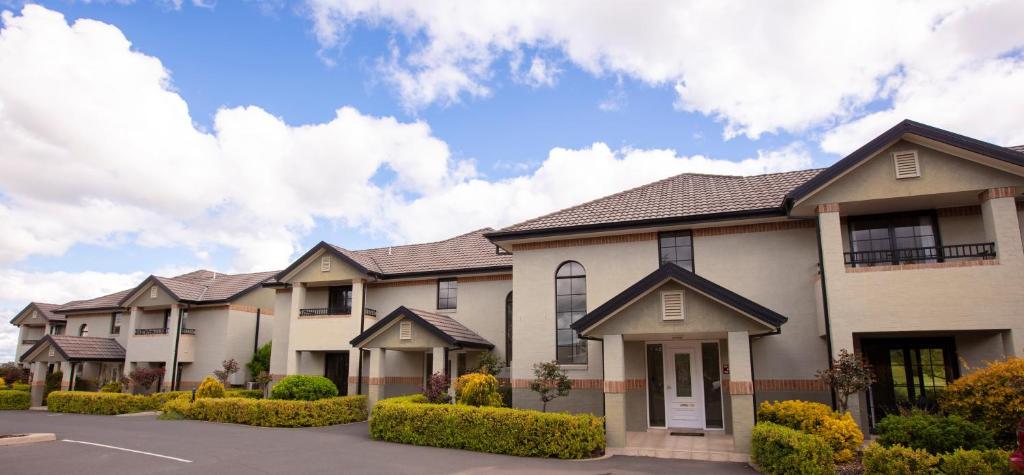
669, 431, 705, 437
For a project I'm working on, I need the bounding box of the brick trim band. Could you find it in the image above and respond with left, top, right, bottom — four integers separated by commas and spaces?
602, 379, 646, 393
728, 380, 754, 395
936, 205, 981, 217
510, 378, 605, 389
815, 203, 840, 214
980, 187, 1016, 202
846, 259, 998, 273
368, 280, 434, 289
460, 274, 513, 282
368, 376, 422, 385
508, 233, 656, 252
693, 220, 814, 237
228, 304, 274, 315
756, 379, 828, 392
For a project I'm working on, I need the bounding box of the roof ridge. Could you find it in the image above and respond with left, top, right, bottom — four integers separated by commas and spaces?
348, 227, 496, 253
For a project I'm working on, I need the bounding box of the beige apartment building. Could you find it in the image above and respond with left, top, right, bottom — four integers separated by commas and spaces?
14, 270, 276, 405
265, 120, 1024, 457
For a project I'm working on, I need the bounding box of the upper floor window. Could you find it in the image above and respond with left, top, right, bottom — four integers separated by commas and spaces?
78, 323, 89, 337
848, 213, 938, 266
437, 278, 457, 310
49, 324, 64, 335
328, 285, 353, 314
162, 308, 172, 330
555, 261, 587, 364
110, 312, 122, 335
659, 231, 694, 271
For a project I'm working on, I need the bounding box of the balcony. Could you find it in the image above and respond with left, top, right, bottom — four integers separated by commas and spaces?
844, 242, 995, 267
135, 327, 169, 335
299, 307, 377, 317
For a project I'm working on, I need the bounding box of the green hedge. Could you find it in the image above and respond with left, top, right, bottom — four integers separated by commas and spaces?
47, 391, 191, 415
876, 412, 995, 454
224, 389, 263, 399
862, 443, 1011, 475
0, 390, 30, 410
270, 375, 337, 401
11, 383, 30, 392
751, 422, 835, 475
938, 448, 1012, 475
369, 395, 604, 459
168, 395, 366, 427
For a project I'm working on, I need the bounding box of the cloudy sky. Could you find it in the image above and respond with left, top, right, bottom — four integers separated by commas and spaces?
1, 0, 1023, 361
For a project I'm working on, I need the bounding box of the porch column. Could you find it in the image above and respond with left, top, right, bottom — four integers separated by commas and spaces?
367, 348, 386, 408
981, 187, 1022, 265
123, 306, 141, 378
347, 349, 362, 396
602, 334, 627, 448
163, 304, 181, 391
285, 284, 306, 375
59, 361, 73, 391
30, 361, 47, 407
448, 351, 459, 400
727, 331, 754, 453
431, 347, 446, 378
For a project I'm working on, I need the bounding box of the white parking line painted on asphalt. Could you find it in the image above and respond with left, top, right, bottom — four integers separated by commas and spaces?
61, 439, 192, 463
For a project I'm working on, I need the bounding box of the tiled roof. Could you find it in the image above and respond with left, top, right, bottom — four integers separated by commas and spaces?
343, 228, 511, 276
492, 170, 822, 235
8, 302, 65, 324
1010, 145, 1024, 153
55, 289, 133, 314
22, 335, 125, 362
350, 306, 494, 349
408, 308, 493, 348
147, 269, 279, 303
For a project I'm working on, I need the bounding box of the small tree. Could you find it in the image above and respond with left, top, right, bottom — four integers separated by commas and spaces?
421, 372, 451, 404
247, 342, 271, 382
129, 367, 165, 394
254, 371, 273, 399
816, 348, 875, 413
529, 361, 572, 412
474, 352, 505, 375
213, 358, 240, 385
1, 362, 25, 385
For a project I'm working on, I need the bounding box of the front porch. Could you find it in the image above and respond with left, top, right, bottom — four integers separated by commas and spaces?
608, 429, 749, 462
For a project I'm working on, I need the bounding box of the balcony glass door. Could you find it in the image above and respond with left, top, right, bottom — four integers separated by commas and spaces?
849, 213, 939, 266
862, 338, 958, 424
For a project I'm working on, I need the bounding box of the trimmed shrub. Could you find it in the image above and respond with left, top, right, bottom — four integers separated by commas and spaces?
751, 422, 834, 475
0, 376, 5, 388
940, 357, 1024, 447
11, 382, 30, 392
937, 448, 1012, 475
455, 372, 502, 407
270, 375, 338, 401
224, 389, 262, 399
47, 390, 192, 415
876, 411, 995, 454
0, 389, 30, 410
369, 394, 604, 459
180, 395, 366, 427
196, 376, 225, 399
862, 442, 939, 475
757, 400, 862, 462
99, 381, 123, 393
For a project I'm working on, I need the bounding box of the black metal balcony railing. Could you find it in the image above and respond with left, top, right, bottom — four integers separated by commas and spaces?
844, 242, 996, 266
298, 307, 378, 317
180, 328, 196, 335
134, 327, 169, 335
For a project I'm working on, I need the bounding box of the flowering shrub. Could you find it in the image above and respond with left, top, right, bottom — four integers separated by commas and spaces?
757, 400, 862, 463
455, 372, 502, 407
421, 372, 450, 404
129, 367, 165, 393
940, 357, 1024, 447
196, 376, 225, 399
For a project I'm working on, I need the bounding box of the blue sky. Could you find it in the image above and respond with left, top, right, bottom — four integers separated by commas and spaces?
1, 1, 1023, 360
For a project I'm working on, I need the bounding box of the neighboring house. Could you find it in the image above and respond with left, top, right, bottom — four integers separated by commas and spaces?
267, 120, 1023, 456
267, 229, 512, 398
10, 302, 65, 367
17, 269, 277, 406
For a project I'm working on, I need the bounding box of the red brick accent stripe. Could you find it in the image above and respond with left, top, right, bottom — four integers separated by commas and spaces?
368, 376, 422, 385
460, 274, 512, 282
846, 259, 998, 273
510, 378, 605, 389
603, 379, 647, 393
368, 279, 434, 289
728, 380, 754, 395
508, 233, 656, 251
816, 203, 840, 214
693, 220, 814, 237
936, 205, 981, 217
228, 304, 274, 315
980, 187, 1017, 202
756, 379, 828, 392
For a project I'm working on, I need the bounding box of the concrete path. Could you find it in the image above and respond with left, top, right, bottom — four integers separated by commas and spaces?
0, 411, 755, 474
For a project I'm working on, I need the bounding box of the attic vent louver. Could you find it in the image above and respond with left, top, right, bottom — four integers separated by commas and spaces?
150, 286, 158, 299
321, 255, 331, 272
892, 150, 921, 179
399, 321, 412, 340
662, 291, 684, 321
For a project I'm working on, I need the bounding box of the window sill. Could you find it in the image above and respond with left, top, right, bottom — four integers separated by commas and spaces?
558, 364, 589, 371
435, 308, 457, 314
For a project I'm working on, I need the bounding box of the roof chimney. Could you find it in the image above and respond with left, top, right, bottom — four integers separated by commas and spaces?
387, 247, 393, 256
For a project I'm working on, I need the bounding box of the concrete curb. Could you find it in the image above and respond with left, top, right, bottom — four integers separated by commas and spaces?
0, 433, 56, 446
116, 411, 160, 417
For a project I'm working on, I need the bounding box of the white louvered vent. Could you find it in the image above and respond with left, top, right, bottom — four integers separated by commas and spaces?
150, 286, 158, 299
662, 291, 684, 321
48, 348, 55, 357
399, 321, 412, 340
892, 150, 921, 179
321, 255, 332, 272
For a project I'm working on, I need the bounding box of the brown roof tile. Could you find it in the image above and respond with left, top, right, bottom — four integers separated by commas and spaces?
492, 170, 823, 235
1010, 145, 1024, 153
350, 306, 493, 349
150, 269, 279, 303
408, 308, 493, 348
38, 335, 125, 361
343, 228, 511, 276
55, 289, 132, 314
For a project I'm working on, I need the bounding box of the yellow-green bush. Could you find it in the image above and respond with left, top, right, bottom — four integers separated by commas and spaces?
862, 442, 939, 475
937, 448, 1012, 475
47, 390, 192, 415
224, 389, 262, 399
940, 357, 1024, 447
12, 382, 30, 392
751, 422, 834, 475
369, 395, 604, 459
0, 389, 30, 410
175, 395, 366, 427
757, 400, 862, 462
0, 377, 5, 388
454, 372, 502, 407
195, 376, 225, 399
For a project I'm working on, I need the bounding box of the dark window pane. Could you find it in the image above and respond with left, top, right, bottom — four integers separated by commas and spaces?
702, 342, 723, 428
647, 344, 665, 426
555, 262, 586, 364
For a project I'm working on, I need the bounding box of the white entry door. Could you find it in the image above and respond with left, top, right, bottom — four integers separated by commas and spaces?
663, 345, 705, 429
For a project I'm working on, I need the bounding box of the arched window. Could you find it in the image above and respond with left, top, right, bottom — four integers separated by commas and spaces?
78, 323, 89, 337
555, 261, 587, 364
505, 292, 513, 364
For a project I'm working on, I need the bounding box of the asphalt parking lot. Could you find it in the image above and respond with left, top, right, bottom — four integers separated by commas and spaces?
0, 410, 754, 474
